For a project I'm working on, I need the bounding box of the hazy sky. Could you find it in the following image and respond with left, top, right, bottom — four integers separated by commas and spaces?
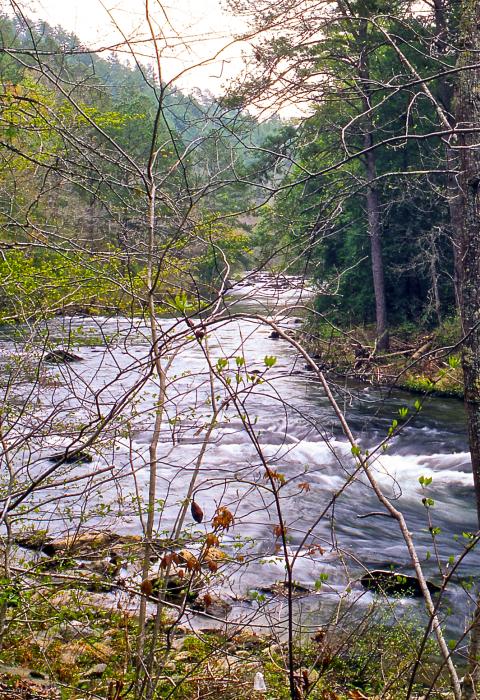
22, 0, 250, 94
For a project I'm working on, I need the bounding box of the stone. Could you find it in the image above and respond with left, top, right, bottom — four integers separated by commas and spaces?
191, 593, 232, 617
83, 663, 107, 678
0, 664, 55, 689
232, 630, 265, 650
48, 451, 92, 465
170, 637, 186, 651
59, 620, 95, 641
58, 641, 90, 667
44, 350, 83, 364
29, 671, 46, 680
360, 570, 441, 597
48, 590, 133, 617
13, 530, 55, 556
270, 581, 311, 596
178, 549, 200, 570
149, 571, 199, 604
49, 531, 142, 557
203, 547, 227, 566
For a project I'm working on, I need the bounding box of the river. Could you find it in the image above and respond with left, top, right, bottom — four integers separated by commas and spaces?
1, 271, 477, 637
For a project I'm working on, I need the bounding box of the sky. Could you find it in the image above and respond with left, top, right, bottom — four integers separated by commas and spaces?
20, 0, 251, 95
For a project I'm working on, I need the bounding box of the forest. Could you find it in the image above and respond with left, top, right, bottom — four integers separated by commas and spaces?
1, 1, 480, 699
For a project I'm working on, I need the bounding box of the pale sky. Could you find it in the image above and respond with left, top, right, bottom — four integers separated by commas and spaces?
19, 0, 251, 95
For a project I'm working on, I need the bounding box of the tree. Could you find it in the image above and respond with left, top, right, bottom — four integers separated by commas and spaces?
2, 3, 480, 700
455, 2, 480, 695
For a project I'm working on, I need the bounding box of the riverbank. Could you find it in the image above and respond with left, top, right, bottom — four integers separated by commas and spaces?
0, 575, 449, 700
301, 317, 464, 399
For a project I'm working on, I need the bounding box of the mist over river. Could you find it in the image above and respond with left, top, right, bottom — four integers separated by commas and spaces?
2, 272, 477, 636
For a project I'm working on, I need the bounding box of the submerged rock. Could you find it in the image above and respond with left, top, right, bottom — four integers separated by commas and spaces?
44, 350, 83, 364
48, 451, 93, 464
360, 570, 441, 597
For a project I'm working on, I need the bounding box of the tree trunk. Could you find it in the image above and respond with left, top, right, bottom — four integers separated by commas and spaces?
456, 0, 480, 529
455, 2, 480, 697
432, 0, 463, 311
428, 230, 442, 325
358, 17, 389, 351
365, 141, 389, 350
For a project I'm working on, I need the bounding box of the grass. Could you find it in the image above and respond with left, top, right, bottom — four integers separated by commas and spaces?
0, 578, 454, 700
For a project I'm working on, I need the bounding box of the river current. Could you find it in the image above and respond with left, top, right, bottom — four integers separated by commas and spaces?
1, 272, 477, 636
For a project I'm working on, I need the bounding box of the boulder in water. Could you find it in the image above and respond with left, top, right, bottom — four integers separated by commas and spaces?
44, 350, 83, 364
192, 593, 232, 617
360, 569, 441, 597
48, 451, 92, 464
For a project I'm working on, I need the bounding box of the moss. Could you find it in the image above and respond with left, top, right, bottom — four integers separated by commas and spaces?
401, 365, 463, 398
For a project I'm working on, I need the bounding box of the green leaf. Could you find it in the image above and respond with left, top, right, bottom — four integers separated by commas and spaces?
264, 355, 277, 368
422, 497, 434, 507
314, 572, 329, 590
173, 291, 192, 313
216, 357, 228, 371
448, 355, 461, 369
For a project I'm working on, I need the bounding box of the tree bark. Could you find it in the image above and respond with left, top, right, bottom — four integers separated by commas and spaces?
455, 2, 480, 697
365, 141, 389, 350
358, 16, 389, 350
456, 0, 480, 530
430, 0, 464, 311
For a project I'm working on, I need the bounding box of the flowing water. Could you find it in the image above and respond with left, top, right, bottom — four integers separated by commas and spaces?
1, 272, 477, 635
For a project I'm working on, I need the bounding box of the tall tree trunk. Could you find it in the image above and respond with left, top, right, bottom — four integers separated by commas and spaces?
448, 162, 464, 310
428, 230, 442, 325
456, 0, 480, 531
455, 2, 480, 697
365, 140, 389, 350
358, 16, 389, 350
433, 0, 463, 310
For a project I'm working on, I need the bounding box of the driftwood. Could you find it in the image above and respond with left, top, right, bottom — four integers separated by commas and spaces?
411, 339, 433, 360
